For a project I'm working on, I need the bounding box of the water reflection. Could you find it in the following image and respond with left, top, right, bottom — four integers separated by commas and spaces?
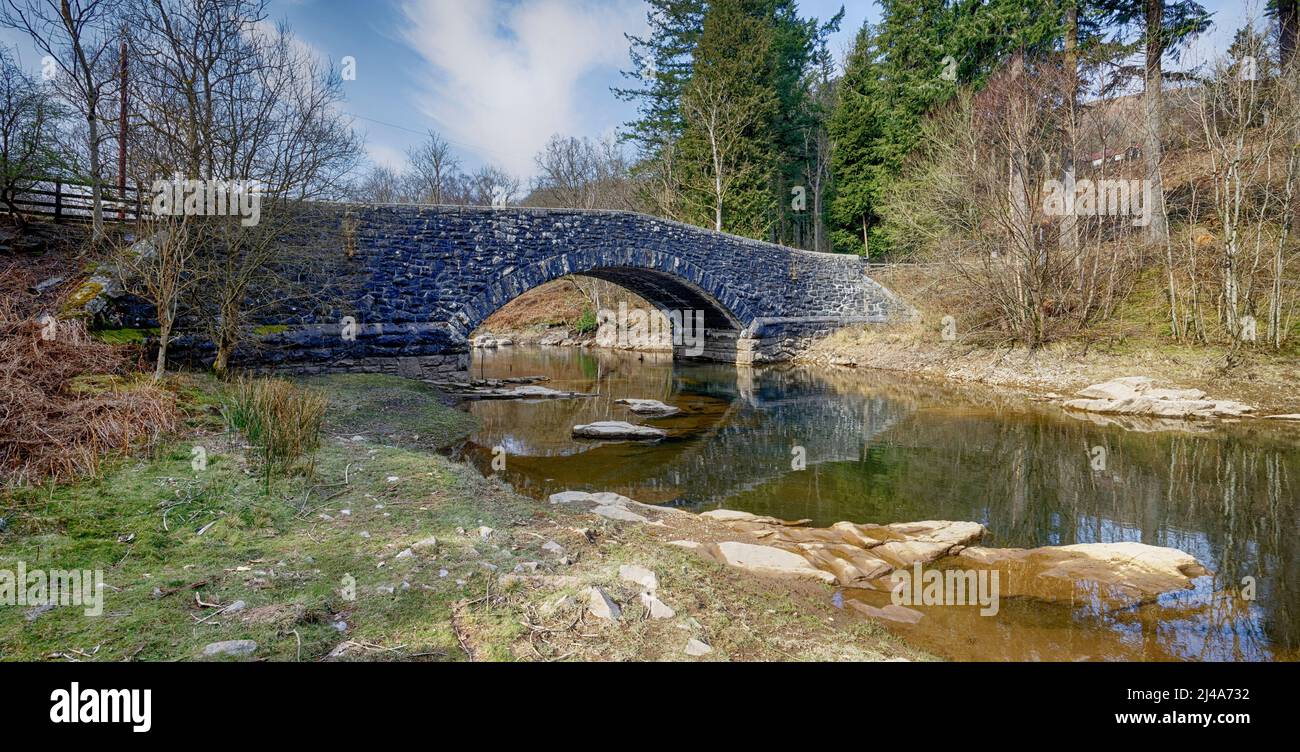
454, 346, 1299, 661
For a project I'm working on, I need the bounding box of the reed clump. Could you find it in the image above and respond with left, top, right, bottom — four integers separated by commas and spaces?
221, 375, 326, 485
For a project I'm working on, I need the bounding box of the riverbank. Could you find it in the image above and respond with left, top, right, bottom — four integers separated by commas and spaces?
0, 373, 923, 662
796, 322, 1300, 416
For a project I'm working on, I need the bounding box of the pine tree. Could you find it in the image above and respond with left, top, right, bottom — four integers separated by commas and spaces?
828, 0, 952, 256
828, 23, 885, 256
614, 0, 707, 159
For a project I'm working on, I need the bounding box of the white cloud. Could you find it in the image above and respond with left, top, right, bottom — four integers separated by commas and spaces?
366, 142, 407, 171
397, 0, 645, 178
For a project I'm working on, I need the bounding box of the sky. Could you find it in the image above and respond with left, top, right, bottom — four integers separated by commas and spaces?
0, 0, 1257, 183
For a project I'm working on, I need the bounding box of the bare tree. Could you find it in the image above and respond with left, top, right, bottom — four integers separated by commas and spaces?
111, 214, 200, 379
125, 0, 361, 373
1182, 24, 1296, 347
453, 164, 519, 207
0, 44, 67, 222
352, 163, 410, 203
883, 54, 1145, 347
682, 76, 761, 232
406, 130, 460, 204
529, 133, 637, 210
1, 0, 119, 241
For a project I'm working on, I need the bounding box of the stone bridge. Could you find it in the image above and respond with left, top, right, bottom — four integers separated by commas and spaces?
190, 205, 911, 376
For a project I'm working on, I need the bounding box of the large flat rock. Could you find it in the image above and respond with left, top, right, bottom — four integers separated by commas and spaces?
572, 421, 668, 440
952, 541, 1211, 607
615, 398, 682, 417
1064, 377, 1253, 420
546, 490, 683, 524
710, 541, 837, 583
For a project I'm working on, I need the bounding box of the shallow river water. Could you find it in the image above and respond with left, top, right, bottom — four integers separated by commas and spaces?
452, 346, 1300, 661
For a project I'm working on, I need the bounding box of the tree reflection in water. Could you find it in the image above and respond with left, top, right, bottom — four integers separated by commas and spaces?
453, 346, 1299, 660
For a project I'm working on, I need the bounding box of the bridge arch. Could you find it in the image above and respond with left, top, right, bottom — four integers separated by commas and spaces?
452, 247, 757, 342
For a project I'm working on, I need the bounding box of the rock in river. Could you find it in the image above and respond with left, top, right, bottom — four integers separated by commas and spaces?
684, 509, 1209, 607
951, 540, 1211, 608
615, 398, 682, 417
1063, 377, 1253, 420
572, 421, 667, 441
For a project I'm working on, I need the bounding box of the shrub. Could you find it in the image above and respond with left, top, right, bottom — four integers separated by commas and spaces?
574, 306, 598, 335
221, 376, 326, 488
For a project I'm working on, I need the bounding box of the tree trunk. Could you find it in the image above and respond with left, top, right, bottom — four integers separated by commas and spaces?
1061, 3, 1079, 256
87, 109, 104, 242
1143, 0, 1169, 245
154, 321, 170, 381
1280, 0, 1300, 239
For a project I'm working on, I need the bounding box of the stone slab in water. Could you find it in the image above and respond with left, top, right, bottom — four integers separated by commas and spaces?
615, 398, 682, 417
572, 421, 667, 440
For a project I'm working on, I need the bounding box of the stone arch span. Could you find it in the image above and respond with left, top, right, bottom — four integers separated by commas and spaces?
454, 248, 755, 342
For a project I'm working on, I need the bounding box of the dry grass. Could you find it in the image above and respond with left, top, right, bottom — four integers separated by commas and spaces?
220, 375, 326, 484
0, 300, 176, 486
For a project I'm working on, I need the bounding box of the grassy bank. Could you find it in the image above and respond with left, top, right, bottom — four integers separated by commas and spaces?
0, 373, 919, 662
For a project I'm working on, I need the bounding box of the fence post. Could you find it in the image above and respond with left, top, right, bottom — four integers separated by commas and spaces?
54, 181, 62, 221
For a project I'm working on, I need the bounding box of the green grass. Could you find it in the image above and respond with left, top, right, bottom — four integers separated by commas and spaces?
573, 307, 598, 335
0, 372, 922, 663
90, 328, 158, 345
221, 376, 327, 487
0, 428, 543, 661
0, 373, 530, 661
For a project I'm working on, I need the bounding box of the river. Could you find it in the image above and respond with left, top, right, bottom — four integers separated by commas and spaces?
451, 345, 1300, 661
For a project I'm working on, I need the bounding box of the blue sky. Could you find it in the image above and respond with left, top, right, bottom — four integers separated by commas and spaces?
0, 0, 1255, 181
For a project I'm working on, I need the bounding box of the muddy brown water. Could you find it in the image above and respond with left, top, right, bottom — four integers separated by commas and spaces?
451, 346, 1300, 661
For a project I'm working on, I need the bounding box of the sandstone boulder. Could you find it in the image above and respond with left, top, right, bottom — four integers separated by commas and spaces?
708, 541, 836, 583
572, 421, 667, 441
1065, 377, 1254, 420
952, 540, 1210, 608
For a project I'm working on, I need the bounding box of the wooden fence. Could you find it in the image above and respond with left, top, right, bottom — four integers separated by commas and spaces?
2, 178, 145, 223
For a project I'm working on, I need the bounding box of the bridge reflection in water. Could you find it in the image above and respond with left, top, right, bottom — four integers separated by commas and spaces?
453, 346, 1300, 661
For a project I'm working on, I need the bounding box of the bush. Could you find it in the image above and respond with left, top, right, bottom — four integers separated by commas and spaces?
221, 376, 326, 487
574, 306, 598, 335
